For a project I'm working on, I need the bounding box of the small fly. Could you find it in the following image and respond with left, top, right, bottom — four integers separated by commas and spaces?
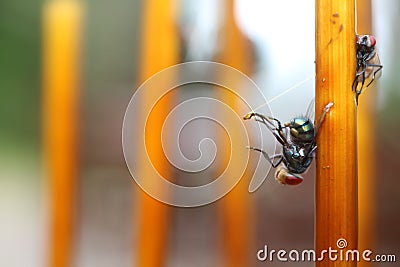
243, 101, 333, 185
353, 35, 383, 103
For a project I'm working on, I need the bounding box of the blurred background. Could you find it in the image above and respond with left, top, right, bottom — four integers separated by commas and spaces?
0, 0, 399, 266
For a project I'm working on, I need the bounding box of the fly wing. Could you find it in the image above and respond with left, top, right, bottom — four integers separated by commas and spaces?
248, 151, 282, 192
364, 52, 382, 88
248, 157, 276, 193
370, 53, 382, 80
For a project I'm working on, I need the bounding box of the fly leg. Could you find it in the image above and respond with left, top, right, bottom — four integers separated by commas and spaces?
247, 146, 283, 168
352, 70, 365, 94
309, 146, 317, 156
353, 56, 365, 91
314, 102, 334, 137
244, 112, 288, 145
305, 145, 318, 159
354, 70, 366, 104
365, 63, 383, 87
303, 103, 333, 159
244, 113, 279, 130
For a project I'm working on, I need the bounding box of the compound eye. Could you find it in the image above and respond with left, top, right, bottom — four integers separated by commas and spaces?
369, 35, 376, 47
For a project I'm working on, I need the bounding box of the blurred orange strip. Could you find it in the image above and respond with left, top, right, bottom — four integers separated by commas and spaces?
42, 1, 83, 266
218, 1, 253, 266
135, 0, 179, 266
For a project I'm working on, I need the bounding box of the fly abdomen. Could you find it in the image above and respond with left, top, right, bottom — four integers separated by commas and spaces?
282, 145, 313, 174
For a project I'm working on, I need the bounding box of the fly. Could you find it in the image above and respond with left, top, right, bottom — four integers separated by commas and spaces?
353, 34, 383, 103
243, 101, 333, 185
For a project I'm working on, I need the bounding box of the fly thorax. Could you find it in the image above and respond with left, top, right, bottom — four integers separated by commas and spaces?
283, 146, 305, 161
288, 117, 315, 143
